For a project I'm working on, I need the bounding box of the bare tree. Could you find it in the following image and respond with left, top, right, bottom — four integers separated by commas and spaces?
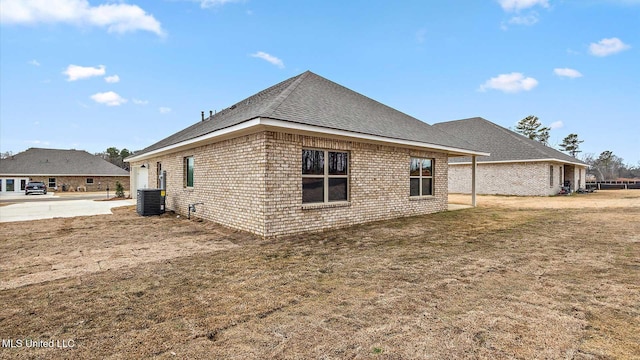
584, 151, 625, 180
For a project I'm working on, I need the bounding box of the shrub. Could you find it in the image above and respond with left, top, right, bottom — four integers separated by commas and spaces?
115, 181, 125, 198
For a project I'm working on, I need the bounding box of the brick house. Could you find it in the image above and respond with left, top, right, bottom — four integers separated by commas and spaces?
125, 71, 486, 237
433, 117, 588, 196
0, 148, 130, 194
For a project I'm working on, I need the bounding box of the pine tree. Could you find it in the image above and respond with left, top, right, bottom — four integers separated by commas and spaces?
115, 181, 125, 198
559, 133, 584, 157
514, 115, 541, 140
515, 115, 551, 145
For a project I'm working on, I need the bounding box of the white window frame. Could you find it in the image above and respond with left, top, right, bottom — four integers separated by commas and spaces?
410, 157, 435, 197
48, 177, 56, 188
86, 178, 94, 185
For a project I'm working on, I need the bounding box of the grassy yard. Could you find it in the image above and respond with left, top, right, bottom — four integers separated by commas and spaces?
0, 191, 638, 359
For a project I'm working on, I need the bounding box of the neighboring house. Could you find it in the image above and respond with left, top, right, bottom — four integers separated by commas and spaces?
125, 71, 487, 237
433, 117, 588, 196
0, 148, 130, 193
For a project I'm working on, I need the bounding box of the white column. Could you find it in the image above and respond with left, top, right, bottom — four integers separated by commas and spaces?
471, 156, 477, 207
131, 167, 137, 199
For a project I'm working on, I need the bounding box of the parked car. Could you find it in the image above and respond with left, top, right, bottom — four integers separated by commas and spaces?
25, 181, 47, 195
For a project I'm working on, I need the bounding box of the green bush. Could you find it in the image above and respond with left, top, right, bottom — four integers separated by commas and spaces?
115, 181, 125, 198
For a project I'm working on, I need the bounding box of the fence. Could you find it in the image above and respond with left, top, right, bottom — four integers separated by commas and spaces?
586, 180, 640, 190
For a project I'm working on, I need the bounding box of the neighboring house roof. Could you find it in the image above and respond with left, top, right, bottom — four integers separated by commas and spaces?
128, 71, 487, 161
0, 148, 130, 176
433, 117, 587, 166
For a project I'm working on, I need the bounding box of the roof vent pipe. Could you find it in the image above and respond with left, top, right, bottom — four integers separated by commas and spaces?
210, 110, 213, 119
201, 111, 204, 122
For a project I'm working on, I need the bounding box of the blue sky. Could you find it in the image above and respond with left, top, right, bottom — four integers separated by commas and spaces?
1, 0, 638, 165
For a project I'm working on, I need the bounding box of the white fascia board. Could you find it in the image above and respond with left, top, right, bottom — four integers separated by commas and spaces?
0, 174, 129, 177
125, 118, 263, 162
125, 117, 489, 162
448, 158, 588, 167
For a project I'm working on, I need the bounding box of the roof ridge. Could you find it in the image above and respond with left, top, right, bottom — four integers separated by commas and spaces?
260, 71, 310, 117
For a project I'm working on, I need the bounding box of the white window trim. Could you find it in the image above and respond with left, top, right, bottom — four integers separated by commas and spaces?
410, 157, 435, 197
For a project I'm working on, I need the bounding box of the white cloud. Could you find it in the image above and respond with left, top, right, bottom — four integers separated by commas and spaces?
63, 64, 105, 81
104, 75, 120, 83
90, 91, 127, 106
549, 121, 564, 129
589, 37, 631, 57
479, 72, 538, 93
199, 0, 241, 8
498, 0, 549, 12
132, 98, 149, 105
28, 59, 40, 66
508, 13, 539, 25
0, 0, 164, 36
159, 107, 171, 114
250, 51, 285, 69
554, 68, 583, 78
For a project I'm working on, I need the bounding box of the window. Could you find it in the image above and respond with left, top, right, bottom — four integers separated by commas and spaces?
86, 178, 94, 184
184, 156, 194, 188
550, 166, 554, 187
48, 178, 56, 188
302, 149, 348, 203
20, 179, 26, 190
6, 179, 14, 192
410, 158, 434, 197
157, 162, 162, 188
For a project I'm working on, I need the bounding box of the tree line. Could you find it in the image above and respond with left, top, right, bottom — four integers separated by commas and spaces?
95, 147, 134, 171
514, 115, 639, 181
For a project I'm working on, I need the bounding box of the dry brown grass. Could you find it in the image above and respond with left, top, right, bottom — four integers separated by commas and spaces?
449, 189, 640, 209
0, 192, 638, 359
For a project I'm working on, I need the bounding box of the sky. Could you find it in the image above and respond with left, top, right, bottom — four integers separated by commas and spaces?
1, 0, 639, 165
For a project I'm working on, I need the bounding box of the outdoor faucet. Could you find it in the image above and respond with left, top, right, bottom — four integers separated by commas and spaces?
188, 202, 204, 219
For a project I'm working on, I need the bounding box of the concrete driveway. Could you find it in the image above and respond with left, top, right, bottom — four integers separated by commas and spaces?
0, 199, 135, 222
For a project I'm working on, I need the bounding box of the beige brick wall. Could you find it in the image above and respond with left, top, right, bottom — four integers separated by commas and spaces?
133, 130, 449, 237
21, 175, 130, 192
564, 165, 586, 190
448, 162, 565, 196
132, 132, 267, 235
263, 132, 448, 237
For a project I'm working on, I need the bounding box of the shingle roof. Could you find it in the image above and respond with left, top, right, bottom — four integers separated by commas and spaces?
432, 117, 587, 165
0, 148, 130, 176
133, 71, 482, 157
